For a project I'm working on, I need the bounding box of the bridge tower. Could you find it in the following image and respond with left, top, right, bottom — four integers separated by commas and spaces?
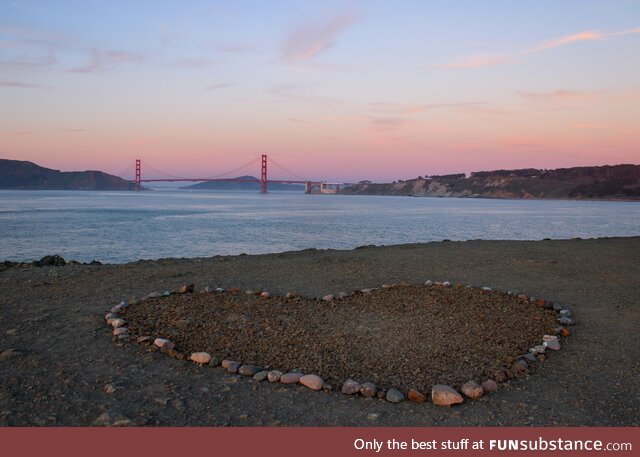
260, 154, 268, 194
135, 159, 141, 191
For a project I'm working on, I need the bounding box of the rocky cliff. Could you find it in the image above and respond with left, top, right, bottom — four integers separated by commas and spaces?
341, 164, 640, 200
0, 159, 137, 190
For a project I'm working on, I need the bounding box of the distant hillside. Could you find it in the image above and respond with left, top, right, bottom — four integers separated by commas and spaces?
0, 159, 136, 190
181, 176, 303, 191
341, 164, 640, 200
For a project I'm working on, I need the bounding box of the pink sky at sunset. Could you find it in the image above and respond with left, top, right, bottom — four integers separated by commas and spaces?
1, 1, 639, 182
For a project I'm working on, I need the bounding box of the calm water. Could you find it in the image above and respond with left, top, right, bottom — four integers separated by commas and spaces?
0, 189, 638, 263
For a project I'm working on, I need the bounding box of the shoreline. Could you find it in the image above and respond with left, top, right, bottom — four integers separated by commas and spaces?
1, 237, 639, 426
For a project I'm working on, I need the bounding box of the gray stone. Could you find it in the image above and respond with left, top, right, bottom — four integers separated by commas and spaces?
341, 379, 361, 395
557, 316, 576, 326
481, 379, 498, 393
386, 388, 405, 403
253, 371, 268, 382
359, 382, 378, 398
523, 353, 537, 364
559, 309, 572, 317
224, 361, 242, 373
267, 370, 282, 382
238, 365, 261, 376
544, 340, 561, 351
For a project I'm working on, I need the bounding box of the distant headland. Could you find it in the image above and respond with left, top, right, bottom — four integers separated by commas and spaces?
340, 164, 640, 200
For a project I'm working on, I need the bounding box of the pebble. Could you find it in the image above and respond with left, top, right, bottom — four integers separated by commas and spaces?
461, 381, 484, 399
517, 294, 528, 301
482, 286, 492, 291
386, 388, 405, 403
110, 304, 124, 313
260, 291, 270, 298
178, 284, 194, 294
432, 385, 464, 406
341, 379, 361, 395
558, 327, 570, 337
322, 294, 334, 302
147, 291, 163, 298
381, 284, 394, 289
280, 372, 303, 384
481, 379, 498, 393
285, 292, 297, 299
113, 327, 128, 336
104, 313, 117, 321
244, 290, 255, 295
300, 374, 324, 391
337, 292, 350, 299
530, 345, 546, 354
557, 316, 575, 326
253, 371, 268, 382
425, 280, 433, 286
190, 352, 212, 365
360, 289, 372, 294
137, 336, 153, 344
154, 338, 173, 350
222, 361, 241, 373
559, 309, 572, 317
407, 388, 426, 403
267, 370, 282, 382
543, 334, 559, 342
215, 287, 225, 293
544, 340, 561, 351
103, 383, 119, 394
110, 318, 126, 328
523, 353, 537, 364
442, 281, 451, 287
512, 360, 528, 375
359, 382, 378, 398
367, 412, 382, 420
238, 365, 261, 376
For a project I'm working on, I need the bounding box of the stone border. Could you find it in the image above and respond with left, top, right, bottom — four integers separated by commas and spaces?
104, 280, 575, 407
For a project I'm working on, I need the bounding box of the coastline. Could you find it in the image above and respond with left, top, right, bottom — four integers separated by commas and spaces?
1, 237, 639, 426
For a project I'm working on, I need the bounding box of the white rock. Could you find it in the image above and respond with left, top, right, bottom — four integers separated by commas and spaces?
190, 352, 212, 364
425, 280, 433, 286
482, 287, 492, 291
110, 318, 126, 328
322, 294, 334, 302
300, 374, 324, 391
260, 291, 270, 298
442, 281, 451, 287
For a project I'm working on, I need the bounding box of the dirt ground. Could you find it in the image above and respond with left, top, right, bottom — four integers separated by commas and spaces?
1, 237, 639, 426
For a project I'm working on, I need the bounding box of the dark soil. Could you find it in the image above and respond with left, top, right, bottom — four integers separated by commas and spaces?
1, 237, 639, 426
124, 286, 557, 392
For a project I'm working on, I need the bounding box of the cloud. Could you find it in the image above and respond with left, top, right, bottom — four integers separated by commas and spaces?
519, 90, 599, 102
368, 117, 410, 132
270, 83, 344, 107
369, 101, 485, 114
70, 48, 145, 73
281, 12, 357, 63
202, 82, 233, 91
169, 57, 218, 68
0, 54, 57, 71
527, 30, 607, 53
0, 80, 44, 89
434, 54, 512, 69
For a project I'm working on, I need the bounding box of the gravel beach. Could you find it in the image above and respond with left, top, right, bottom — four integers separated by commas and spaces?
1, 237, 639, 426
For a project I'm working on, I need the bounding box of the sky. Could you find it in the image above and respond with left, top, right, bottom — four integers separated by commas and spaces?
1, 0, 639, 182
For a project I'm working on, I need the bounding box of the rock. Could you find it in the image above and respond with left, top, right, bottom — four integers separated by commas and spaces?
341, 379, 361, 395
386, 388, 405, 403
367, 412, 382, 420
137, 336, 153, 344
543, 334, 558, 342
559, 309, 572, 317
523, 353, 537, 364
381, 284, 393, 289
103, 383, 119, 394
110, 318, 126, 328
517, 294, 528, 301
558, 327, 570, 337
147, 291, 163, 298
359, 382, 378, 398
461, 381, 483, 399
535, 298, 546, 307
215, 287, 225, 293
238, 365, 261, 376
425, 280, 433, 286
280, 372, 303, 384
113, 327, 128, 336
190, 352, 212, 365
512, 360, 528, 375
221, 360, 241, 373
36, 254, 67, 266
442, 281, 451, 287
432, 385, 464, 406
260, 291, 270, 298
109, 304, 123, 313
530, 345, 546, 354
553, 302, 563, 311
482, 286, 492, 291
544, 340, 561, 351
92, 412, 112, 426
285, 292, 297, 299
178, 284, 194, 294
104, 313, 117, 321
300, 374, 324, 391
360, 288, 373, 294
493, 369, 507, 382
244, 290, 255, 295
337, 292, 350, 299
253, 371, 268, 382
112, 417, 132, 427
481, 379, 498, 393
322, 294, 334, 302
376, 389, 387, 399
154, 338, 173, 350
407, 388, 426, 403
558, 316, 576, 326
267, 370, 282, 382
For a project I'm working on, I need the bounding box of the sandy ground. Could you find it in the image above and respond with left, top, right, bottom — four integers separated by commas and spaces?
0, 237, 639, 426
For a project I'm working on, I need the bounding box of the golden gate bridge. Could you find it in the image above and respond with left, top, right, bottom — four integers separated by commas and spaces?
118, 155, 353, 194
